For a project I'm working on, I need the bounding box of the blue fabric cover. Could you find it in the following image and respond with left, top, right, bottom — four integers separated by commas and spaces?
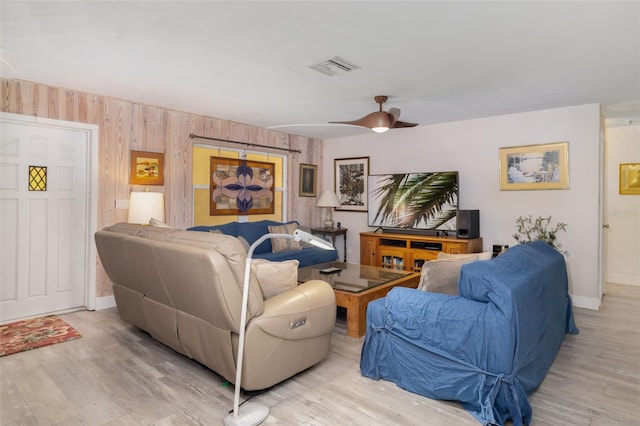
360, 241, 578, 426
187, 220, 338, 267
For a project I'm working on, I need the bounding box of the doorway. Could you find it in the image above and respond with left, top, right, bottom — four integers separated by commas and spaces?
0, 113, 98, 323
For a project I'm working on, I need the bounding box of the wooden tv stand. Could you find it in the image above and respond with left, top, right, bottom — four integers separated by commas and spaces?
360, 231, 483, 272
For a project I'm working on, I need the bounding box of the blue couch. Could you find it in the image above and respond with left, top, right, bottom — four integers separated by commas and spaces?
360, 241, 579, 426
188, 220, 338, 267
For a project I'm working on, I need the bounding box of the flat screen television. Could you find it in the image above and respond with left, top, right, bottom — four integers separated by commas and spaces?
367, 171, 459, 234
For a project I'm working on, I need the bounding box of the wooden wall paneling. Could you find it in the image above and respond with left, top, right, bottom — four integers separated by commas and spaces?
309, 136, 323, 227
116, 99, 133, 212
229, 121, 243, 143
134, 104, 165, 151
166, 111, 200, 229
34, 84, 49, 118
64, 89, 79, 121
47, 86, 63, 119
13, 80, 31, 115
78, 92, 88, 123
0, 80, 8, 111
10, 80, 24, 114
0, 77, 325, 298
287, 134, 300, 223
244, 123, 260, 145
202, 116, 229, 141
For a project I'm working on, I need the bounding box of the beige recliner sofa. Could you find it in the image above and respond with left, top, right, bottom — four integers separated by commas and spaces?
95, 223, 336, 391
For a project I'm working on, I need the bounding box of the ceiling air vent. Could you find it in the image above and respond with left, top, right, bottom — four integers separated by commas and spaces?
310, 56, 361, 76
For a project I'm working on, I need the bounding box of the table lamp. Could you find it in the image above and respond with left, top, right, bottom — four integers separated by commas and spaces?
224, 229, 335, 426
127, 191, 165, 224
316, 190, 341, 229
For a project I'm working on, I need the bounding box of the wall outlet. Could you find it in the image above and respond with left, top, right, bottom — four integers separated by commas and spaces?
115, 199, 129, 209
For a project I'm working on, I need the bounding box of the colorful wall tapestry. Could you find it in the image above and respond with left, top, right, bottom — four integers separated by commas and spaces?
210, 156, 275, 215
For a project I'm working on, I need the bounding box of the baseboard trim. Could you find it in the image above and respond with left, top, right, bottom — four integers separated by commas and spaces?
95, 295, 116, 310
607, 273, 640, 286
570, 294, 601, 311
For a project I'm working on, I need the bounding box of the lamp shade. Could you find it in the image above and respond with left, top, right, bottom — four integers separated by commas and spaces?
316, 190, 341, 207
128, 192, 165, 224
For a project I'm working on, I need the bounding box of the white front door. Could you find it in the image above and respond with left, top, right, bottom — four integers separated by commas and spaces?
0, 113, 98, 323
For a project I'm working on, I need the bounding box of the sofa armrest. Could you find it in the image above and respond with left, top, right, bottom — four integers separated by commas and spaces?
377, 287, 513, 368
250, 280, 336, 340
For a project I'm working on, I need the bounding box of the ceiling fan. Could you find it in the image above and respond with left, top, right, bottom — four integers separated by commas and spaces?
330, 95, 418, 133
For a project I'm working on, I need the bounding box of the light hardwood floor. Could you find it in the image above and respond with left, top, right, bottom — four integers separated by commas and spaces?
1, 283, 639, 425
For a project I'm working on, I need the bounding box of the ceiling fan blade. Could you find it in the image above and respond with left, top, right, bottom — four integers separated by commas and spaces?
329, 119, 367, 126
391, 120, 418, 129
388, 108, 401, 123
330, 110, 391, 129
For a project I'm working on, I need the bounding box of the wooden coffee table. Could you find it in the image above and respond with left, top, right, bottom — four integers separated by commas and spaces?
298, 262, 420, 338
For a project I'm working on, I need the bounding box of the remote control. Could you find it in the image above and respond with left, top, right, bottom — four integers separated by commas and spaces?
319, 267, 341, 274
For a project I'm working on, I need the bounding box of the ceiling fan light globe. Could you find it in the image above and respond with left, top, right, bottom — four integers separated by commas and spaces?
372, 126, 389, 133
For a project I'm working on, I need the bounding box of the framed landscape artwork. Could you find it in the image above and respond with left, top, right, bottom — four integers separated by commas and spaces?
130, 150, 165, 185
210, 156, 275, 215
299, 163, 317, 197
334, 156, 369, 212
499, 141, 569, 190
619, 163, 640, 195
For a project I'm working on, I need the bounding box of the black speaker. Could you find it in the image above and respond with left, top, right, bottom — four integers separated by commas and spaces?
457, 210, 480, 239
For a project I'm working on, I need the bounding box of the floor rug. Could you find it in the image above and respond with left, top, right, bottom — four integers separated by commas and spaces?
0, 315, 82, 357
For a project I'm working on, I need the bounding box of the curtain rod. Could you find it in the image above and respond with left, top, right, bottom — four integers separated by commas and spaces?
189, 133, 302, 153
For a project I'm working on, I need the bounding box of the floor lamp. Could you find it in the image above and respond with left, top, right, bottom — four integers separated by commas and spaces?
224, 229, 335, 426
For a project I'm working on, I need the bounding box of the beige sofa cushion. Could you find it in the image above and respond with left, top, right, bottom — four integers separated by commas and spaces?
417, 255, 478, 295
438, 250, 493, 261
251, 258, 299, 299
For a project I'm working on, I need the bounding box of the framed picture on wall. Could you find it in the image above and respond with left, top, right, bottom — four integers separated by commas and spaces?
334, 156, 369, 212
499, 141, 569, 190
299, 163, 317, 197
130, 150, 165, 185
210, 156, 275, 215
619, 163, 640, 195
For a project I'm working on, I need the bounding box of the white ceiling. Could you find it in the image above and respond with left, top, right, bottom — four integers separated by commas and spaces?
2, 1, 639, 139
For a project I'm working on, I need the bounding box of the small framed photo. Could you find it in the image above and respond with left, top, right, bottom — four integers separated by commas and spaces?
499, 141, 569, 190
620, 163, 640, 195
334, 156, 369, 212
130, 150, 165, 185
299, 163, 317, 197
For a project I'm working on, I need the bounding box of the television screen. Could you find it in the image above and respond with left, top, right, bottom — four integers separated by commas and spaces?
367, 172, 458, 232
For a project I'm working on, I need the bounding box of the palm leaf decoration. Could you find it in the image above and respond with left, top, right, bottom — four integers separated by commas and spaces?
371, 172, 458, 229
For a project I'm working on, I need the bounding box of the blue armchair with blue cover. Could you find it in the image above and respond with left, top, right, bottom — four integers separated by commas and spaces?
360, 241, 579, 426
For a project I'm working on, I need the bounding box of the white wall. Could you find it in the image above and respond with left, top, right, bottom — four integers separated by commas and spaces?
605, 124, 640, 286
322, 104, 603, 309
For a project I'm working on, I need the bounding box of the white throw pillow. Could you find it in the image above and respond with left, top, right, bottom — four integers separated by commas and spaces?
417, 255, 479, 295
149, 217, 172, 228
251, 259, 300, 299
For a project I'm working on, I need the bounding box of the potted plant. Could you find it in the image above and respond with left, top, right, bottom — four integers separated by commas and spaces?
513, 215, 567, 252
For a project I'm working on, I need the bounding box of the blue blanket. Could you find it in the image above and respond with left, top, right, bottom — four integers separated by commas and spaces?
360, 241, 578, 425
